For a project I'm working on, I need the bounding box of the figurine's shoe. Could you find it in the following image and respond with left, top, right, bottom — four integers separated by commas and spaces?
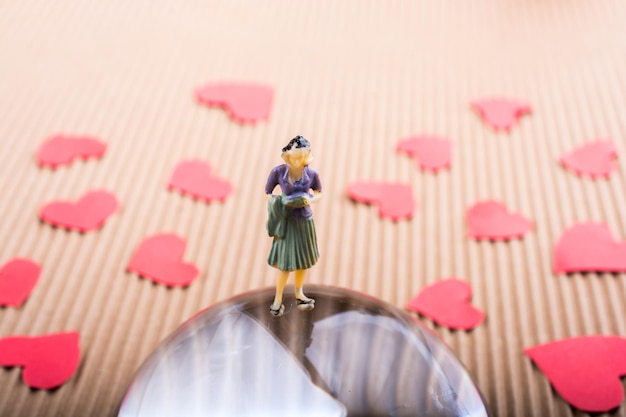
296, 298, 315, 311
270, 304, 285, 317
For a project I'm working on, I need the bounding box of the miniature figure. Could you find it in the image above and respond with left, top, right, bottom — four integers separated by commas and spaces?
266, 135, 322, 316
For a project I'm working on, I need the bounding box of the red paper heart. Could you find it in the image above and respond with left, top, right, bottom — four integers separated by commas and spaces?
195, 82, 273, 124
525, 336, 626, 412
471, 97, 531, 132
127, 233, 199, 287
467, 201, 533, 240
406, 278, 484, 330
396, 135, 452, 172
553, 222, 626, 274
0, 331, 80, 389
560, 140, 618, 178
39, 190, 118, 232
36, 135, 106, 168
167, 160, 233, 203
0, 258, 41, 308
346, 181, 415, 221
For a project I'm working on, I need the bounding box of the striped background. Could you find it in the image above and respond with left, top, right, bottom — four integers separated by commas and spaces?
1, 1, 626, 416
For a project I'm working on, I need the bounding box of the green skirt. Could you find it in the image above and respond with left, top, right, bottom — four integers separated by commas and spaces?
268, 216, 319, 271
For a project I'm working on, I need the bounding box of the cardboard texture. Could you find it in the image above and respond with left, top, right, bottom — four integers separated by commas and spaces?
1, 1, 626, 416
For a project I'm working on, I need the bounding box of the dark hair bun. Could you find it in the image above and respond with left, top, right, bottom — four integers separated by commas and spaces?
282, 135, 310, 153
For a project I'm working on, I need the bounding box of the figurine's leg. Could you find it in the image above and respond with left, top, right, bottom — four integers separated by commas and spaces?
295, 269, 314, 308
270, 271, 289, 316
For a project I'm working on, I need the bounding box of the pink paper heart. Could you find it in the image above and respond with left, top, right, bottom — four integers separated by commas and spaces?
560, 140, 618, 178
525, 336, 626, 412
127, 233, 199, 287
346, 181, 415, 221
195, 82, 273, 124
167, 160, 233, 203
36, 135, 106, 168
0, 331, 80, 389
471, 97, 531, 132
467, 201, 533, 240
553, 222, 626, 274
0, 258, 41, 308
396, 135, 452, 173
39, 190, 118, 232
406, 278, 484, 330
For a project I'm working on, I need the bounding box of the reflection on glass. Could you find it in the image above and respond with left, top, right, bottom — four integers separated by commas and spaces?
118, 285, 490, 417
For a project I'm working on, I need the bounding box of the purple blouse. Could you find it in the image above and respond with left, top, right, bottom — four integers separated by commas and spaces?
265, 164, 322, 218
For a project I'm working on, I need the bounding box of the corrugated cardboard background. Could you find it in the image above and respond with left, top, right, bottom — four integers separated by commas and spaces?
1, 1, 626, 416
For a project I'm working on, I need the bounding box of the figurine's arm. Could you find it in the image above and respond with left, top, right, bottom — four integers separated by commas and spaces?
307, 190, 322, 204
306, 169, 322, 204
265, 167, 280, 198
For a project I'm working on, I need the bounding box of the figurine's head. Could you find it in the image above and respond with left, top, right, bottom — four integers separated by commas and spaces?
282, 135, 313, 168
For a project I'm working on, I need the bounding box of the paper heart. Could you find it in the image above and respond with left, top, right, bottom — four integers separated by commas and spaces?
36, 135, 106, 168
0, 258, 41, 308
471, 97, 531, 132
195, 82, 273, 124
0, 331, 80, 389
560, 140, 618, 178
396, 135, 452, 173
127, 233, 199, 287
39, 190, 118, 232
467, 201, 533, 240
346, 181, 415, 221
553, 222, 626, 274
167, 160, 232, 203
525, 336, 626, 412
406, 278, 484, 330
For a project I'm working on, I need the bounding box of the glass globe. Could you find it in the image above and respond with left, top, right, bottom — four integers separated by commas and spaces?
118, 285, 490, 417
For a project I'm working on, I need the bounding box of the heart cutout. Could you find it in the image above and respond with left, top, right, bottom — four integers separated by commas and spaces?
39, 190, 118, 232
167, 160, 232, 203
346, 181, 415, 221
553, 222, 626, 274
467, 201, 533, 240
406, 279, 484, 330
525, 336, 626, 412
0, 258, 41, 308
471, 97, 531, 132
0, 331, 80, 389
195, 82, 273, 124
36, 135, 106, 168
396, 135, 452, 173
560, 140, 618, 178
127, 233, 199, 287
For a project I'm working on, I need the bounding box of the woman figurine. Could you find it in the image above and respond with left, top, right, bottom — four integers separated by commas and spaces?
265, 135, 322, 316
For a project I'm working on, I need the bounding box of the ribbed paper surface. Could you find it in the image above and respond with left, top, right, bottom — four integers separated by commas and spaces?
1, 1, 626, 416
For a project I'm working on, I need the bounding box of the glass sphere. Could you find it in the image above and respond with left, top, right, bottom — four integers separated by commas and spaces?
117, 285, 489, 417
